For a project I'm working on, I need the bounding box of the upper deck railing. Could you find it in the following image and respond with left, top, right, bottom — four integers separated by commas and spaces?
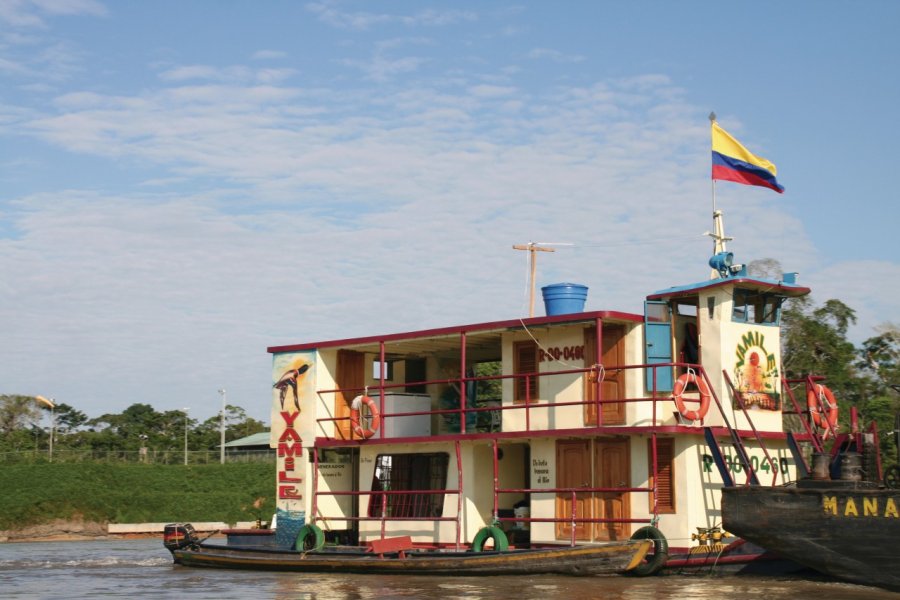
314, 361, 724, 443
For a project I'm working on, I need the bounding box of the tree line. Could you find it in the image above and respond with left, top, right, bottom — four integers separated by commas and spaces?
0, 398, 266, 458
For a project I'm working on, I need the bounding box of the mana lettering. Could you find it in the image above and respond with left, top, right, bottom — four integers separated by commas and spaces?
822, 495, 899, 518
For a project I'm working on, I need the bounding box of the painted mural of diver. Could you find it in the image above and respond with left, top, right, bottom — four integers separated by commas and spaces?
274, 363, 310, 411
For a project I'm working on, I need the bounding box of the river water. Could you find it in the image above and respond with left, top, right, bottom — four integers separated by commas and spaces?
1, 538, 897, 600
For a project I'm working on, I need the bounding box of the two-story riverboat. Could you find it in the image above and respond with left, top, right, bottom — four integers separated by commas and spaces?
166, 209, 831, 576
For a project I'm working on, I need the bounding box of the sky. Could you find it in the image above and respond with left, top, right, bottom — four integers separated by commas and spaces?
1, 0, 898, 426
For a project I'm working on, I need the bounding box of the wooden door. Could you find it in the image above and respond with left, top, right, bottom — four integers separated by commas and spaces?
555, 440, 591, 541
584, 325, 626, 425
594, 439, 630, 540
336, 350, 365, 440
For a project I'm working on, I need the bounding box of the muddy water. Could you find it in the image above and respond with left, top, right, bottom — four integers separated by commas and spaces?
2, 538, 897, 599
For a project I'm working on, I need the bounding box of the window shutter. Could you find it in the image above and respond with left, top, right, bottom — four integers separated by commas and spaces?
648, 438, 675, 513
514, 341, 537, 404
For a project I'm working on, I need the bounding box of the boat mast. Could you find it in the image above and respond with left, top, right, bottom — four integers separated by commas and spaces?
708, 111, 732, 279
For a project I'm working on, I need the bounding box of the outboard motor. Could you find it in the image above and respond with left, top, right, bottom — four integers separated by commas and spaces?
163, 523, 198, 552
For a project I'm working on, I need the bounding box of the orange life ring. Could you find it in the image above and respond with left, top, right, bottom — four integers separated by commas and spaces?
350, 395, 381, 439
672, 372, 711, 421
807, 385, 838, 433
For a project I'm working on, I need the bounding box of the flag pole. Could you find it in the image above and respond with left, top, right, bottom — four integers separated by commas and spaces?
708, 111, 732, 278
709, 111, 718, 219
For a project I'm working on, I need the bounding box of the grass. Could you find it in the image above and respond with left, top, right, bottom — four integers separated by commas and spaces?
0, 462, 276, 530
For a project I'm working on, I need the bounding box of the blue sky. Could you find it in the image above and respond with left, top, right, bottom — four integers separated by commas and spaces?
1, 0, 898, 425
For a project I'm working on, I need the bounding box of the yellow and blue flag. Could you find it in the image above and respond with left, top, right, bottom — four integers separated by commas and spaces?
711, 122, 784, 193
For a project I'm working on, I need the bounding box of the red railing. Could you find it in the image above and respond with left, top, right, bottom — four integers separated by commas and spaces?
314, 361, 717, 442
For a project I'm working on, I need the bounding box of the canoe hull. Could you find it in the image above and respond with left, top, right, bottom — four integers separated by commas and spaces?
172, 540, 652, 576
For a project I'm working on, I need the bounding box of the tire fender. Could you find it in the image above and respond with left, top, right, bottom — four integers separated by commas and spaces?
295, 523, 325, 552
627, 525, 668, 576
471, 526, 509, 552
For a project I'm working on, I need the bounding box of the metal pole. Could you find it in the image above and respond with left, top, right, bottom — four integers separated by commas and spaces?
218, 389, 226, 464
49, 403, 54, 463
183, 408, 189, 465
512, 243, 556, 318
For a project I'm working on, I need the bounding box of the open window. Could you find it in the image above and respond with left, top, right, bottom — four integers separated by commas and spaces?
732, 289, 783, 325
368, 453, 449, 518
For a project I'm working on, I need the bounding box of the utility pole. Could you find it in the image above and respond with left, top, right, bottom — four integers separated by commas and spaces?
512, 242, 556, 317
183, 408, 190, 466
218, 389, 226, 464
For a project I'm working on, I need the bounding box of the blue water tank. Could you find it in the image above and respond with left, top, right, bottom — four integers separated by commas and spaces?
541, 283, 588, 316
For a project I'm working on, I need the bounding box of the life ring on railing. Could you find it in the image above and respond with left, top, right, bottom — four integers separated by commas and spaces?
672, 372, 711, 421
627, 526, 669, 576
471, 526, 509, 552
295, 523, 325, 551
807, 384, 839, 434
350, 395, 381, 439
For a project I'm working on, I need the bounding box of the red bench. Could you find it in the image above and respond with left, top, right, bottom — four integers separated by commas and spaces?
368, 536, 416, 558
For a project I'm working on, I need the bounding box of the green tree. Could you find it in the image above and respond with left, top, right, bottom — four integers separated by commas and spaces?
781, 297, 860, 405
0, 395, 41, 436
857, 325, 900, 467
0, 395, 46, 453
53, 403, 89, 434
84, 404, 192, 452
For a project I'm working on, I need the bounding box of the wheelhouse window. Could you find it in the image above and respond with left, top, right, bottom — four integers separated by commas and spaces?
732, 289, 783, 325
368, 453, 449, 518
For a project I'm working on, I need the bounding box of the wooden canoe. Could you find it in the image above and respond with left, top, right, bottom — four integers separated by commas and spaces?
171, 539, 652, 576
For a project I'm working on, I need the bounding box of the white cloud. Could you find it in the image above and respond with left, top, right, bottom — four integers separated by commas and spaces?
305, 1, 476, 31
0, 0, 105, 28
340, 53, 427, 82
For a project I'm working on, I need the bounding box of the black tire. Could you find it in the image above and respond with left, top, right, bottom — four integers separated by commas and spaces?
627, 525, 669, 576
295, 523, 325, 551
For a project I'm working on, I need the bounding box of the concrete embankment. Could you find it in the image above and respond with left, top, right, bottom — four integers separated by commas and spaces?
1, 520, 257, 543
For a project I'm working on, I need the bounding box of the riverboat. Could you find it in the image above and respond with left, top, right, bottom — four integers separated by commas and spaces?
166, 208, 832, 577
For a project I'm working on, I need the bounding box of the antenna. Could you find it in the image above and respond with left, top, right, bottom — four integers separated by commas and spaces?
513, 242, 557, 317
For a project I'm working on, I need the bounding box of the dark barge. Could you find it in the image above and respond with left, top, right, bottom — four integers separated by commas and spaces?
720, 407, 900, 591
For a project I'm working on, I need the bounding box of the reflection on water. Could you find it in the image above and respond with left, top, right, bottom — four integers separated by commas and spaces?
1, 539, 897, 600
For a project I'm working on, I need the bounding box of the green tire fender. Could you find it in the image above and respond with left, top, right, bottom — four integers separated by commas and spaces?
627, 525, 669, 576
295, 523, 325, 552
471, 526, 509, 552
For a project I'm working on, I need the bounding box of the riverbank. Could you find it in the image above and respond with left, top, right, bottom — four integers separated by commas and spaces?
0, 462, 274, 540
0, 518, 252, 543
